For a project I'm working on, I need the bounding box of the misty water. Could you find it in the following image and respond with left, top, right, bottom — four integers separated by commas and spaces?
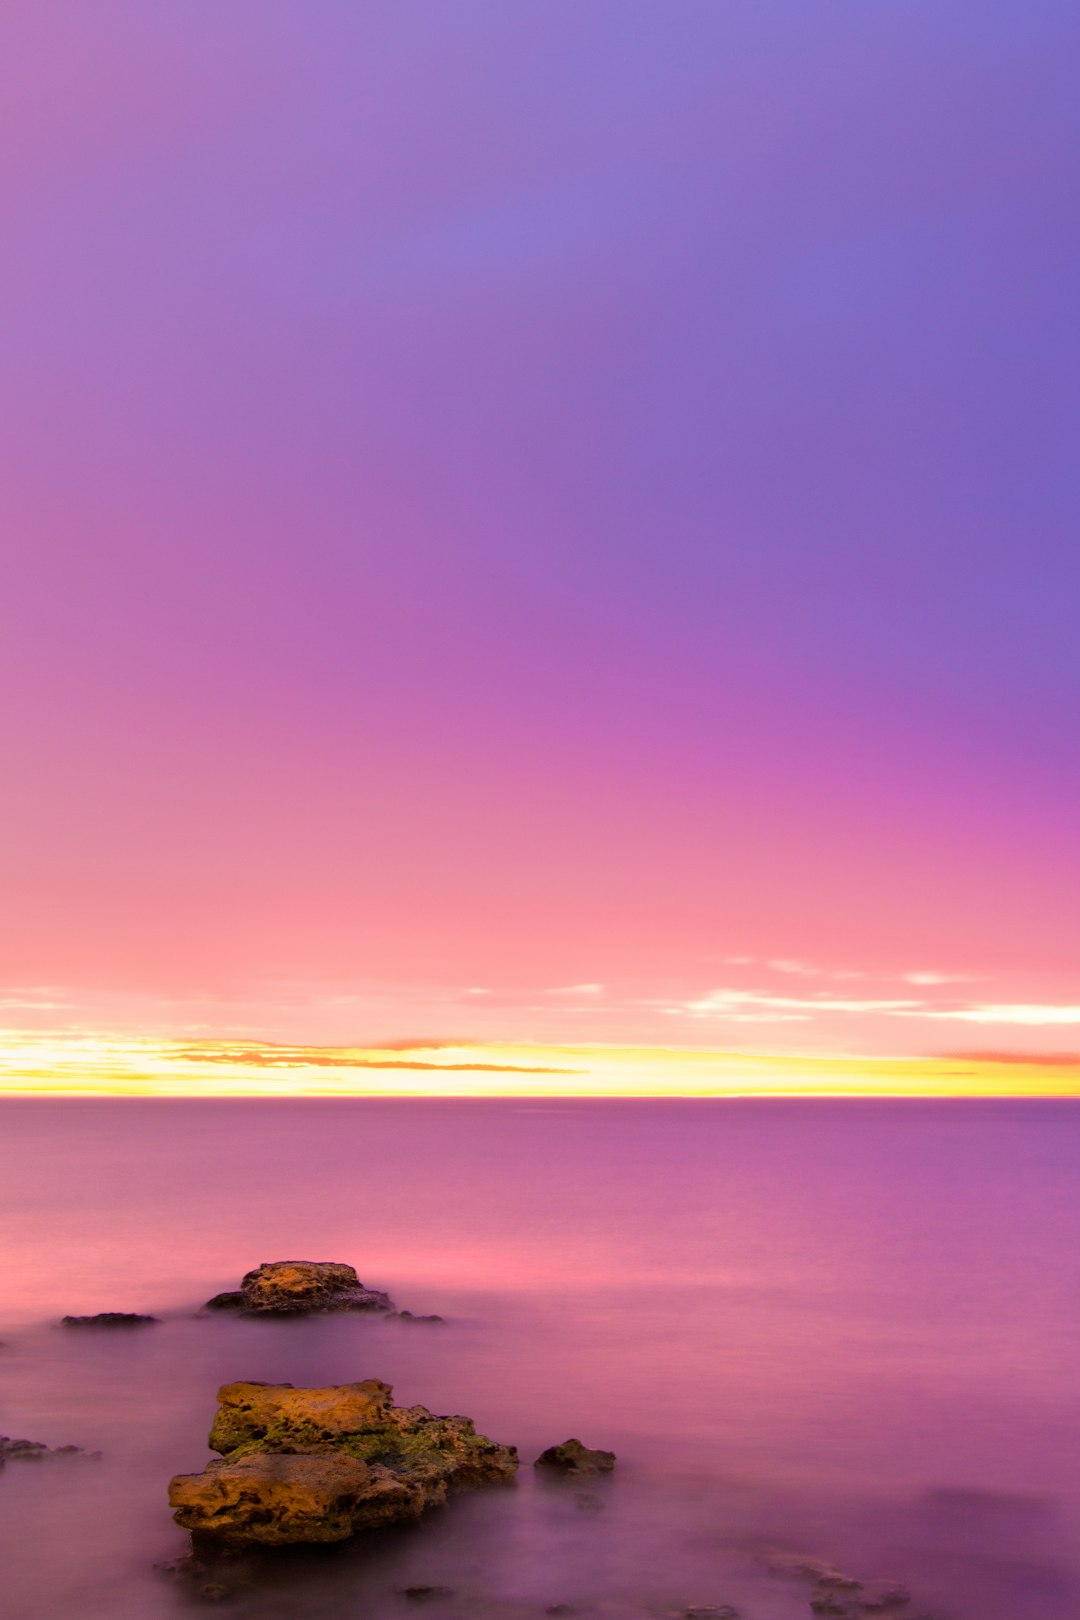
1, 1098, 1078, 1620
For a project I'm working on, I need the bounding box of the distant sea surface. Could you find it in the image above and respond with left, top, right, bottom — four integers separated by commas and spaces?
1, 1098, 1078, 1620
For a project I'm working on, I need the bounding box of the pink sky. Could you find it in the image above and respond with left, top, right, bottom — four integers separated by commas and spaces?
2, 4, 1079, 1072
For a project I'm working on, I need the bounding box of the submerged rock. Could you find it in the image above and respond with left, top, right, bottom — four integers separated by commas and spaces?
534, 1438, 616, 1475
169, 1378, 517, 1544
61, 1312, 158, 1327
204, 1260, 393, 1316
764, 1552, 914, 1616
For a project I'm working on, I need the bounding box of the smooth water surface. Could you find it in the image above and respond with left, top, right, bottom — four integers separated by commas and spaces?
1, 1099, 1078, 1620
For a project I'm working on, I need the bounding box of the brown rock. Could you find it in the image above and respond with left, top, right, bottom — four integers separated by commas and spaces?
170, 1452, 428, 1543
169, 1379, 517, 1544
204, 1260, 393, 1316
534, 1438, 615, 1475
209, 1379, 393, 1454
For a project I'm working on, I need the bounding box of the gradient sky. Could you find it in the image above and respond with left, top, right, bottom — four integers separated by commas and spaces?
3, 3, 1080, 1084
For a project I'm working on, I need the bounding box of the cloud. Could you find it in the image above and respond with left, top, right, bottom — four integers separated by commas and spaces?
945, 1051, 1080, 1066
911, 1004, 1080, 1026
546, 983, 605, 996
669, 989, 922, 1018
174, 1041, 580, 1074
767, 959, 817, 976
904, 971, 977, 986
664, 988, 1080, 1031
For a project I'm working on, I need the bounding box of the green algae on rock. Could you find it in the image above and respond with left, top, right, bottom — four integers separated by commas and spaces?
169, 1380, 518, 1545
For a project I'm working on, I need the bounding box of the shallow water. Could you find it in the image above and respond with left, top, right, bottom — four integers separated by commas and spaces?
1, 1098, 1078, 1620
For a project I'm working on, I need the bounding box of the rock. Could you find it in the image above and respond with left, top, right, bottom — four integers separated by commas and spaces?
811, 1598, 857, 1618
393, 1311, 446, 1324
204, 1261, 393, 1316
765, 1554, 854, 1583
809, 1580, 911, 1617
681, 1609, 739, 1619
0, 1435, 99, 1464
171, 1452, 420, 1544
61, 1312, 158, 1327
169, 1379, 517, 1545
534, 1439, 615, 1476
400, 1586, 456, 1602
196, 1582, 231, 1604
858, 1587, 911, 1613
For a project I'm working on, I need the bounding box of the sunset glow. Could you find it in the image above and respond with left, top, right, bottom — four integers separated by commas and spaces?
3, 1034, 1078, 1099
2, 4, 1078, 1092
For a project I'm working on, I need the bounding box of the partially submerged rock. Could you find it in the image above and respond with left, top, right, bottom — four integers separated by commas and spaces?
169, 1379, 517, 1544
172, 1452, 416, 1543
1, 1435, 99, 1464
204, 1260, 393, 1316
61, 1312, 158, 1327
534, 1438, 615, 1476
765, 1553, 912, 1617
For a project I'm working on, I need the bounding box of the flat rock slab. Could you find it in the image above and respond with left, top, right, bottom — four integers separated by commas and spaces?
205, 1260, 393, 1315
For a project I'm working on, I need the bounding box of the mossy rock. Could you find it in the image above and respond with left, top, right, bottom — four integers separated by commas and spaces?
171, 1379, 518, 1545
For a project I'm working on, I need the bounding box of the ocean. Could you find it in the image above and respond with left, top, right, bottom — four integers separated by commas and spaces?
1, 1097, 1077, 1620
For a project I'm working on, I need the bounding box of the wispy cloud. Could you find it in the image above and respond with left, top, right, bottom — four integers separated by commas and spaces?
903, 971, 978, 986
175, 1041, 580, 1074
946, 1051, 1080, 1066
667, 989, 922, 1019
911, 1004, 1080, 1026
545, 983, 605, 996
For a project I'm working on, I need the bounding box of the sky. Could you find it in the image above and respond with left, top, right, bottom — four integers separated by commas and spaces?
2, 3, 1079, 1092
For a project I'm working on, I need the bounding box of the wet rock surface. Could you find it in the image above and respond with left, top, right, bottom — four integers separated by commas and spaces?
60, 1312, 158, 1327
534, 1438, 616, 1475
169, 1378, 518, 1544
204, 1260, 394, 1315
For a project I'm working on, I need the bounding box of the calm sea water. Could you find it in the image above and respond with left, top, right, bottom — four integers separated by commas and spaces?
1, 1098, 1078, 1620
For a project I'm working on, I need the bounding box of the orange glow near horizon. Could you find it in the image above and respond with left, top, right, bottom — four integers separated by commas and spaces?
1, 1035, 1078, 1098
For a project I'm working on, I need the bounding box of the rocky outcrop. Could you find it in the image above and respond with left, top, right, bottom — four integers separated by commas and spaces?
61, 1312, 158, 1327
204, 1260, 393, 1315
534, 1438, 616, 1475
169, 1379, 517, 1544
